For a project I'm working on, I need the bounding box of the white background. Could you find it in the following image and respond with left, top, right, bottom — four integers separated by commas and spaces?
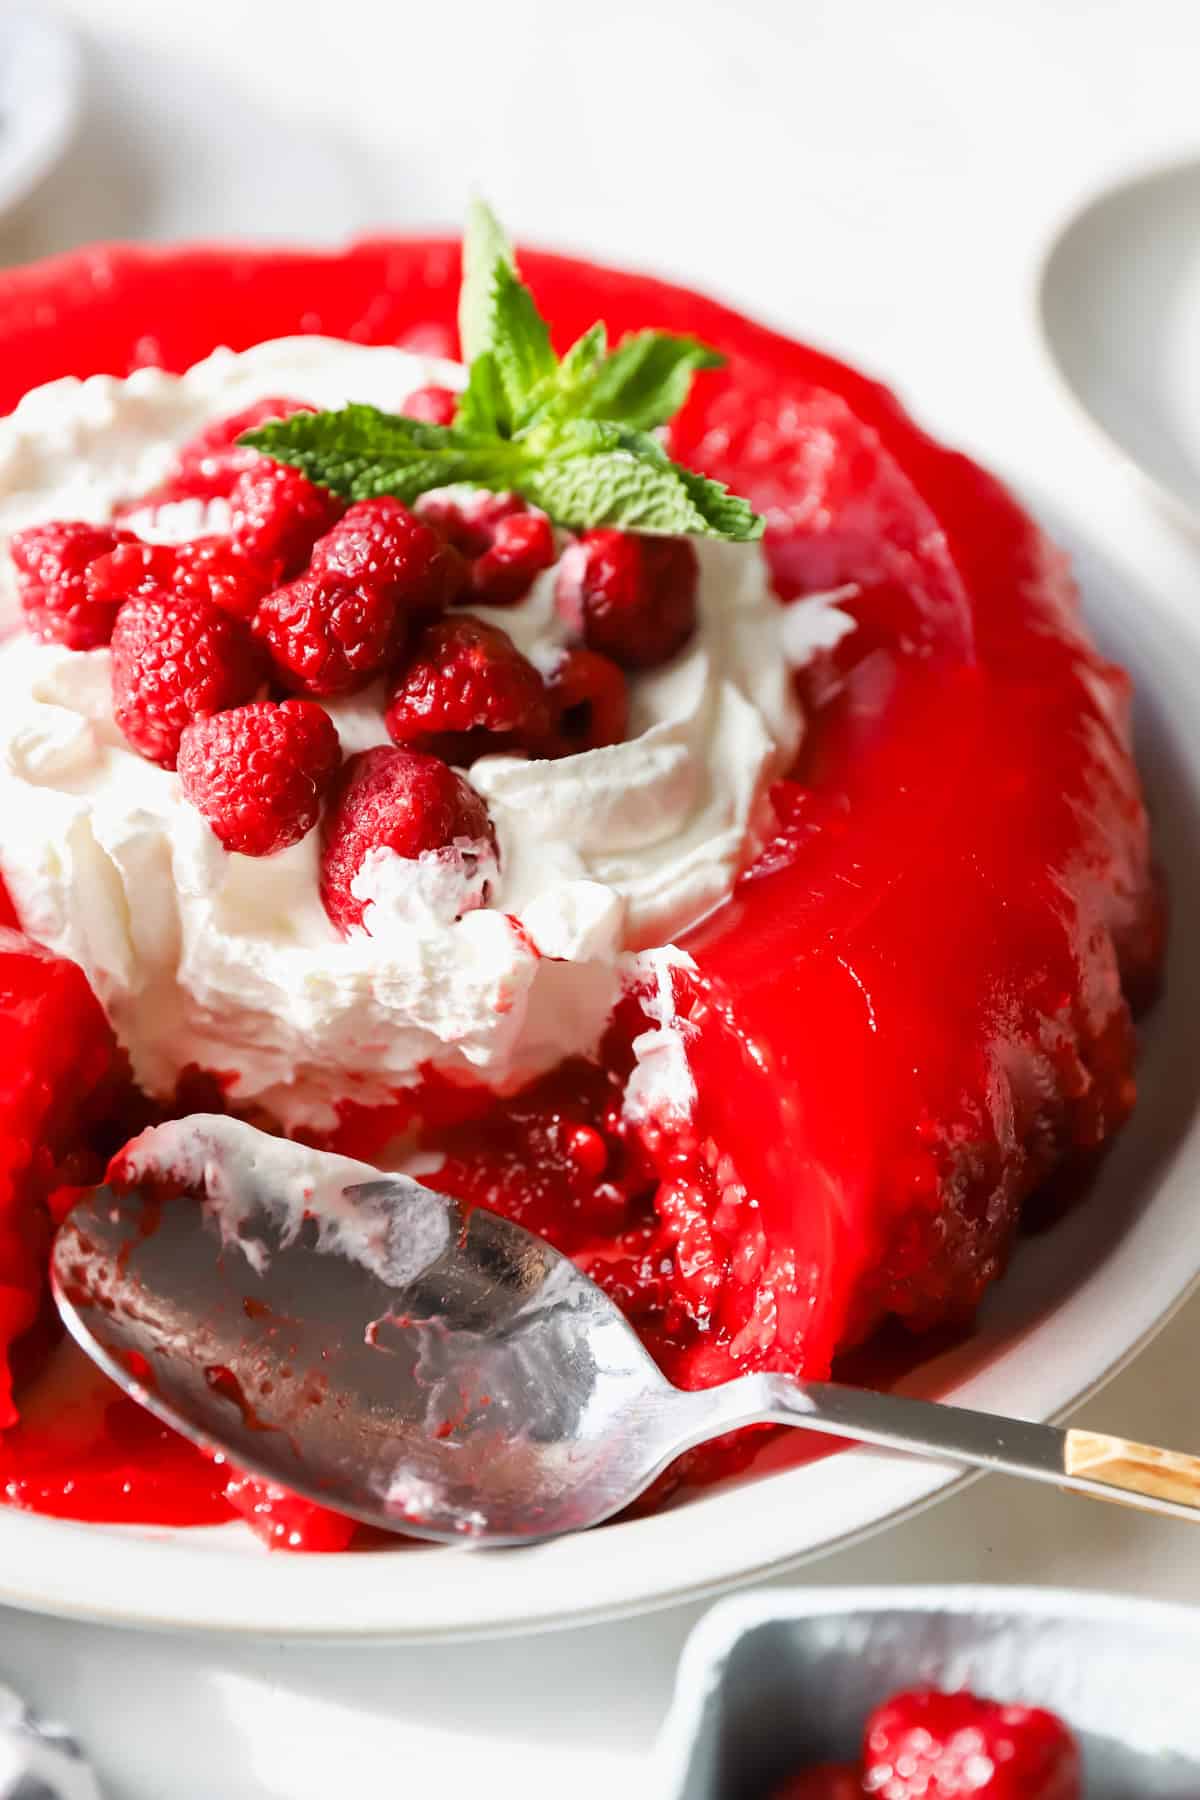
4, 2, 1200, 1795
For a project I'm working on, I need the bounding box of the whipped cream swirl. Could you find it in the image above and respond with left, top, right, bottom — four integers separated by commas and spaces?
0, 338, 853, 1130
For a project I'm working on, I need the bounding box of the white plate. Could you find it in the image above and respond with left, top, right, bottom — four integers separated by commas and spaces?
1038, 157, 1200, 534
0, 511, 1196, 1641
0, 9, 81, 225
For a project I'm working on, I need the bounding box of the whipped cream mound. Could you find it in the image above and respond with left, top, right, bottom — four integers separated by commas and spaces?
0, 337, 855, 1131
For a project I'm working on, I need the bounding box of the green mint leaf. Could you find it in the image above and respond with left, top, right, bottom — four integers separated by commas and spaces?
517, 322, 606, 430
243, 203, 764, 542
240, 406, 525, 503
579, 331, 725, 431
455, 350, 507, 437
243, 407, 763, 539
556, 322, 608, 393
657, 458, 764, 541
524, 421, 762, 539
489, 260, 556, 432
458, 197, 514, 366
456, 199, 556, 433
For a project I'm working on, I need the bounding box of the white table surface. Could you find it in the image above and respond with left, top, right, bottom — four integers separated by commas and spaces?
4, 3, 1200, 1794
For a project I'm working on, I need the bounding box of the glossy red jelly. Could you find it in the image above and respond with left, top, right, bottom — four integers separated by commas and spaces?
0, 240, 1161, 1547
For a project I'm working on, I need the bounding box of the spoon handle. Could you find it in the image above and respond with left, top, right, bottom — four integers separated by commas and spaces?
754, 1376, 1200, 1522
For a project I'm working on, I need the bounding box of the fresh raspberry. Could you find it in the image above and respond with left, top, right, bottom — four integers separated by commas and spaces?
402, 384, 459, 426
770, 1768, 862, 1800
179, 395, 313, 468
320, 745, 497, 935
85, 540, 175, 607
384, 614, 551, 764
85, 536, 274, 622
417, 490, 552, 606
417, 489, 529, 559
309, 496, 464, 613
468, 510, 556, 606
10, 520, 137, 649
119, 398, 314, 516
111, 594, 263, 766
170, 395, 314, 501
556, 529, 698, 668
254, 571, 407, 697
173, 537, 277, 620
544, 647, 628, 755
178, 699, 342, 856
228, 461, 344, 579
862, 1690, 1081, 1800
222, 1471, 358, 1553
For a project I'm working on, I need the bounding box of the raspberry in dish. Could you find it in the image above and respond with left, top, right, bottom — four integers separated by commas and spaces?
860, 1690, 1080, 1800
253, 497, 463, 695
254, 566, 409, 696
556, 528, 699, 668
0, 223, 1161, 1548
543, 647, 629, 755
771, 1687, 1081, 1800
467, 510, 557, 606
383, 614, 553, 762
319, 745, 498, 936
87, 536, 277, 621
416, 488, 529, 558
178, 699, 342, 857
11, 520, 138, 649
308, 496, 464, 612
416, 491, 553, 605
110, 591, 264, 767
127, 394, 315, 510
226, 459, 345, 579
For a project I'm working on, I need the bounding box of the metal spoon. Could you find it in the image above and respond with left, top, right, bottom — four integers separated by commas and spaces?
49, 1117, 1200, 1545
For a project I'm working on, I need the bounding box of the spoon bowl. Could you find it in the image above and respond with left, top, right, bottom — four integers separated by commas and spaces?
51, 1133, 713, 1543
50, 1116, 1200, 1545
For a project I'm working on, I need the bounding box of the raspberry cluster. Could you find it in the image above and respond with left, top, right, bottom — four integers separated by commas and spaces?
8, 395, 699, 936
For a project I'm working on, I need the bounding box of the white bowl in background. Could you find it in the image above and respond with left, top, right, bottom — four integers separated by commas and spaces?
0, 9, 81, 227
1038, 156, 1200, 535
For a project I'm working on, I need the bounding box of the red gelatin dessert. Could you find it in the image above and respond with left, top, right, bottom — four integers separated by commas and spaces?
0, 222, 1161, 1548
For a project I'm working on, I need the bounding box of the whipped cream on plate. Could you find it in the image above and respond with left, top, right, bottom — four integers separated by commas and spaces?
0, 337, 854, 1131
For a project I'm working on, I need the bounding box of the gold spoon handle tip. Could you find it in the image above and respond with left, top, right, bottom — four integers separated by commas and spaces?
1063, 1428, 1200, 1514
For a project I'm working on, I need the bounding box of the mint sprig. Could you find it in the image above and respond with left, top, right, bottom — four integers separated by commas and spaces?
242, 404, 526, 502
241, 201, 762, 542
